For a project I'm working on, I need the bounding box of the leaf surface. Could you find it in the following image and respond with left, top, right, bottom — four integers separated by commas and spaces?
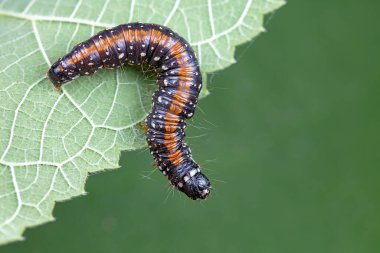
0, 0, 285, 244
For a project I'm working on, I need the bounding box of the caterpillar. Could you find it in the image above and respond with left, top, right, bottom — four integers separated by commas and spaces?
48, 23, 211, 200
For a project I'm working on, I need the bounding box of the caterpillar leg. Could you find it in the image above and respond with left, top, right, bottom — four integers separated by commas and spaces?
139, 122, 148, 133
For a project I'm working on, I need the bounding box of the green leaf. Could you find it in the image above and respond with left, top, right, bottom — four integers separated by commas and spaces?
0, 0, 285, 244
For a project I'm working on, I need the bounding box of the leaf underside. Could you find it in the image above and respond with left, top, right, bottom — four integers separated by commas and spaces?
0, 0, 285, 244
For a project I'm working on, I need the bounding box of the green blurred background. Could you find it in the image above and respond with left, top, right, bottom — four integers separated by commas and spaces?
2, 0, 379, 252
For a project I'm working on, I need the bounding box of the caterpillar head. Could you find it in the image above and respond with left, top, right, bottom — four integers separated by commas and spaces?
181, 172, 211, 200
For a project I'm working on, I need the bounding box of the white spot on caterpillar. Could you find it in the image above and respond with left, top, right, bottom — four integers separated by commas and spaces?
189, 169, 198, 178
183, 176, 190, 182
105, 51, 109, 55
158, 96, 162, 103
140, 52, 146, 57
88, 62, 94, 66
178, 182, 183, 188
201, 189, 209, 197
118, 53, 124, 59
130, 45, 133, 49
162, 65, 168, 70
154, 56, 160, 61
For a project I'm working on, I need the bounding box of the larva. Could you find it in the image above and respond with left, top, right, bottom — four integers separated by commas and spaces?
48, 23, 211, 200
